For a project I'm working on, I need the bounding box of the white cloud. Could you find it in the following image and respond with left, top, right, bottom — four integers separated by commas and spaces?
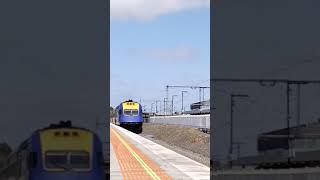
128, 46, 199, 61
147, 46, 198, 61
111, 0, 210, 22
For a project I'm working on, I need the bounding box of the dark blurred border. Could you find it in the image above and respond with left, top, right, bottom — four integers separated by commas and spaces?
210, 0, 215, 177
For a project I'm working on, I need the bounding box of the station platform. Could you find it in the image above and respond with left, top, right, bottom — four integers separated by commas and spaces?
110, 123, 210, 179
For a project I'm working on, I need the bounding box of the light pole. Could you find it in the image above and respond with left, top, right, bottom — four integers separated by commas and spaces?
181, 91, 188, 113
163, 98, 167, 115
156, 100, 161, 114
151, 103, 155, 113
229, 94, 248, 168
159, 100, 162, 115
171, 95, 177, 115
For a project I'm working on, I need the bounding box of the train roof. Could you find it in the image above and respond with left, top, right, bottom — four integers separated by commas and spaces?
121, 100, 139, 104
33, 120, 95, 134
38, 120, 91, 132
116, 100, 141, 109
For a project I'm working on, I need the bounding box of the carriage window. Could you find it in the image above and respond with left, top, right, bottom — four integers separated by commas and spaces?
132, 110, 139, 116
70, 152, 90, 169
45, 152, 68, 169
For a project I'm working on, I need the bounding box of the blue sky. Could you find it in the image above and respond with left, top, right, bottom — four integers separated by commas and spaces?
110, 0, 210, 112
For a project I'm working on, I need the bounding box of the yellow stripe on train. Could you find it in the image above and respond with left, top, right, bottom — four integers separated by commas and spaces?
40, 129, 92, 152
122, 102, 139, 110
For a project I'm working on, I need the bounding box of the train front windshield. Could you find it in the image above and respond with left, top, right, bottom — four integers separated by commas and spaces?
45, 151, 90, 171
45, 152, 68, 169
124, 109, 139, 116
70, 152, 90, 169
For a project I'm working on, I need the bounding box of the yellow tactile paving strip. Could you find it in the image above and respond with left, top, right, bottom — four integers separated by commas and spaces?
110, 127, 173, 180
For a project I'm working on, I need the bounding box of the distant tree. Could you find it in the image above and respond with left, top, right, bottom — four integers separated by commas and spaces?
110, 106, 116, 118
0, 142, 11, 156
0, 142, 12, 168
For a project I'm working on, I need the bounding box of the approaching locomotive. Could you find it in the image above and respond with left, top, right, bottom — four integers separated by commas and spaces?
0, 121, 106, 180
115, 100, 143, 133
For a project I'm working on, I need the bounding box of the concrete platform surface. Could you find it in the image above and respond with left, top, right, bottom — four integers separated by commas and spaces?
110, 123, 210, 179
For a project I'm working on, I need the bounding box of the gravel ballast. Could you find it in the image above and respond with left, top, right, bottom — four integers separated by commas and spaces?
140, 123, 210, 167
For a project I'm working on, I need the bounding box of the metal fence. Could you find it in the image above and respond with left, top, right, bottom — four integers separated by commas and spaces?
149, 114, 210, 129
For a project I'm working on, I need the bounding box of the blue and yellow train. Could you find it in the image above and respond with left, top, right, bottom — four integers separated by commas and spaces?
115, 100, 143, 133
0, 121, 106, 180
